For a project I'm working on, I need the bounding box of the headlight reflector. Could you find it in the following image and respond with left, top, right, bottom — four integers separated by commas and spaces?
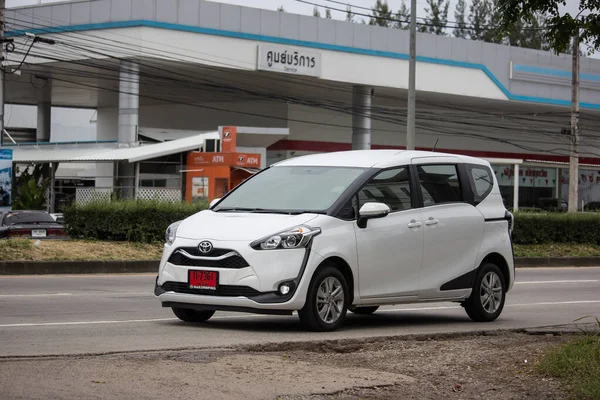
252, 225, 320, 250
165, 221, 182, 245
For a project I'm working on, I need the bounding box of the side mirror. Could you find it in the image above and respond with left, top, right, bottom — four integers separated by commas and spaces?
209, 198, 221, 209
357, 202, 390, 229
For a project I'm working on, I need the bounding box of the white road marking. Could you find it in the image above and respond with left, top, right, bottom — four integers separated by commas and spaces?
509, 300, 600, 307
0, 314, 265, 328
0, 293, 73, 298
0, 292, 150, 298
515, 280, 598, 284
1, 300, 599, 328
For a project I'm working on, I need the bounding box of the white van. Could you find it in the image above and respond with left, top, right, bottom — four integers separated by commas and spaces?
155, 150, 515, 331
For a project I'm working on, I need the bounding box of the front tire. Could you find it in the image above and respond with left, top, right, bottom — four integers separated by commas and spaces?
298, 265, 349, 332
464, 263, 506, 322
172, 307, 215, 323
349, 306, 379, 315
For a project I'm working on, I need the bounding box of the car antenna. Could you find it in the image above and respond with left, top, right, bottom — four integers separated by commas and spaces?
432, 139, 439, 152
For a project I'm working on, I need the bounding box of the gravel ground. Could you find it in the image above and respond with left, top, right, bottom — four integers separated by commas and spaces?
1, 331, 569, 400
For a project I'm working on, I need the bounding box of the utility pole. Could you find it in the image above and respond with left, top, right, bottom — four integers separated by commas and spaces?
0, 0, 5, 146
406, 0, 416, 150
568, 33, 580, 213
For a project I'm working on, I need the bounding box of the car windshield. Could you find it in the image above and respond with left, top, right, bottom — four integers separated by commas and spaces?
214, 166, 367, 213
3, 212, 57, 226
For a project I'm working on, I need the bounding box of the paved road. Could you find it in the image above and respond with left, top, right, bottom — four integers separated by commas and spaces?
1, 268, 599, 357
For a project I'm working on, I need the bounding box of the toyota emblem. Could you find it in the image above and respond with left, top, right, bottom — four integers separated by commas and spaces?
198, 241, 213, 254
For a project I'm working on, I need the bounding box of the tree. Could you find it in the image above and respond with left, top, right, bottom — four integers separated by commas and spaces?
369, 0, 393, 27
453, 0, 468, 38
496, 0, 599, 55
325, 8, 332, 19
482, 0, 504, 43
346, 6, 354, 22
394, 1, 410, 29
313, 7, 320, 17
468, 0, 491, 41
422, 0, 450, 35
13, 164, 50, 211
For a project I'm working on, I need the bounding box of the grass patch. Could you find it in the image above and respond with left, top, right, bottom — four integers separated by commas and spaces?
537, 317, 600, 400
2, 241, 600, 262
0, 239, 163, 262
514, 243, 600, 258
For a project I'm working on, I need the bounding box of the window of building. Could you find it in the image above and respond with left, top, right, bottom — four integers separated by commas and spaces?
358, 167, 412, 212
417, 164, 462, 206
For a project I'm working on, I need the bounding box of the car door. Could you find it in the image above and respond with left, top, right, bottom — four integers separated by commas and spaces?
353, 166, 424, 300
413, 160, 486, 300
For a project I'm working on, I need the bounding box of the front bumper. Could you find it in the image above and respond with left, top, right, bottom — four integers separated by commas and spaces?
155, 237, 324, 311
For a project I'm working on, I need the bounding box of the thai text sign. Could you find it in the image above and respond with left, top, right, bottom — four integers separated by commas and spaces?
257, 44, 321, 78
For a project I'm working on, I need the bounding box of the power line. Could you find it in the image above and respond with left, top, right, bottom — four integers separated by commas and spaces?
5, 15, 600, 157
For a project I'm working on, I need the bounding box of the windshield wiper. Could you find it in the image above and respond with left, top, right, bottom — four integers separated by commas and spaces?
214, 207, 265, 212
214, 208, 315, 215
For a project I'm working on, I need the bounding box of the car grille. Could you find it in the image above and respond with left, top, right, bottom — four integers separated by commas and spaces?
161, 281, 261, 297
167, 247, 250, 269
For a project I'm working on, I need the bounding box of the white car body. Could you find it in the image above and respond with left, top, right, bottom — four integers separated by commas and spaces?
155, 150, 515, 330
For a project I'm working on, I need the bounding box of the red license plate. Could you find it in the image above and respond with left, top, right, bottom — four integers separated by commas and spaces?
188, 270, 218, 290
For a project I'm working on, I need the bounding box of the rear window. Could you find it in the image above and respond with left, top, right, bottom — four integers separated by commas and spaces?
3, 212, 57, 226
467, 164, 494, 204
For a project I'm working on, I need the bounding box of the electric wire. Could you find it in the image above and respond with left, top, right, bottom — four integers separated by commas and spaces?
4, 14, 600, 158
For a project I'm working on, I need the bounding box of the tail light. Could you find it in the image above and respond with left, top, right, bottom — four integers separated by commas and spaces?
8, 230, 31, 237
47, 229, 66, 236
505, 210, 514, 236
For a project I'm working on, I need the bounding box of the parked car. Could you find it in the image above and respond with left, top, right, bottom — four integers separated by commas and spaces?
535, 197, 567, 212
154, 150, 515, 332
0, 210, 68, 239
50, 213, 65, 224
0, 187, 9, 207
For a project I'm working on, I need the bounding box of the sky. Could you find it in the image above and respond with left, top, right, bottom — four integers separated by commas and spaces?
5, 0, 599, 58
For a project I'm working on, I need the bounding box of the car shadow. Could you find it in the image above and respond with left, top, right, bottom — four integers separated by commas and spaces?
159, 310, 479, 333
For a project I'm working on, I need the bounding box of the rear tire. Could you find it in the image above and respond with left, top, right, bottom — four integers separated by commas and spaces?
349, 306, 379, 315
172, 307, 215, 323
464, 263, 506, 322
298, 265, 349, 332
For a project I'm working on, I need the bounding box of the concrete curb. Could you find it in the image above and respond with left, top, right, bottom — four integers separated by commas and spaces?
0, 257, 598, 275
0, 260, 159, 275
516, 257, 600, 267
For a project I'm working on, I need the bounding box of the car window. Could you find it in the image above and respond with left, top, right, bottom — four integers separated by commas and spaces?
214, 166, 367, 212
358, 167, 412, 212
3, 212, 57, 226
417, 164, 462, 206
467, 165, 494, 203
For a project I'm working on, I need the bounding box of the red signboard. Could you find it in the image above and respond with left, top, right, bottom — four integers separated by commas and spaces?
221, 126, 237, 153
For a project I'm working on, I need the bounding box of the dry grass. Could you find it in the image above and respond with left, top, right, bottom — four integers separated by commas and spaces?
2, 240, 600, 262
0, 239, 163, 262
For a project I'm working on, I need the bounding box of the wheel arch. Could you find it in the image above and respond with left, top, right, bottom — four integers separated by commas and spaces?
315, 256, 355, 305
480, 252, 511, 290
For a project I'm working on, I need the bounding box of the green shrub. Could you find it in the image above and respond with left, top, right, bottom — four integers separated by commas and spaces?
63, 200, 209, 242
513, 212, 600, 245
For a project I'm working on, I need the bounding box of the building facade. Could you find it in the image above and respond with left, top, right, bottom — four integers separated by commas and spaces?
1, 0, 599, 210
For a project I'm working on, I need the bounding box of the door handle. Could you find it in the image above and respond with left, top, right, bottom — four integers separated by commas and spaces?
407, 220, 422, 228
425, 217, 439, 226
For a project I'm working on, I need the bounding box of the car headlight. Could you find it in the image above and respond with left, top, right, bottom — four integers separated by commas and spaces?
251, 225, 321, 250
165, 221, 182, 245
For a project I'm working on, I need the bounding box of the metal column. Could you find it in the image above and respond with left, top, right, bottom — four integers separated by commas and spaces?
513, 164, 520, 211
352, 86, 372, 150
